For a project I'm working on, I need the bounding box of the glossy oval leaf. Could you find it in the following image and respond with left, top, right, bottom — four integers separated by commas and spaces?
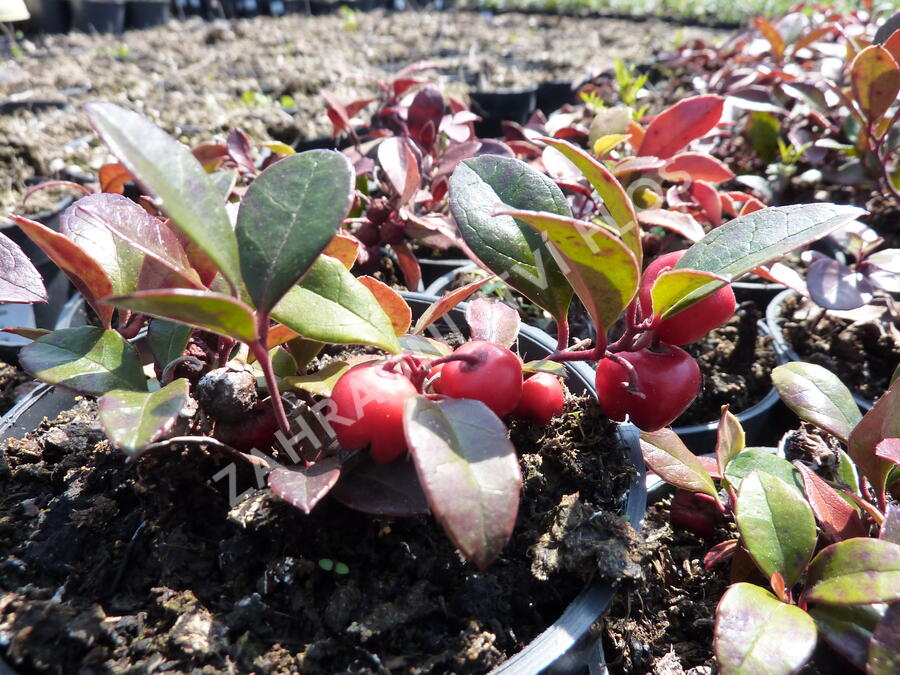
724, 447, 803, 494
638, 95, 725, 160
449, 156, 573, 322
465, 297, 520, 348
661, 152, 735, 183
324, 231, 361, 269
869, 603, 900, 675
850, 45, 900, 122
735, 470, 817, 586
271, 256, 401, 354
404, 396, 521, 570
377, 136, 420, 205
98, 378, 190, 455
412, 275, 495, 335
268, 456, 342, 514
20, 326, 146, 395
236, 150, 354, 313
286, 361, 350, 398
106, 289, 257, 343
539, 136, 642, 266
772, 362, 862, 444
84, 102, 242, 290
804, 538, 900, 605
849, 379, 900, 499
651, 268, 731, 319
502, 209, 639, 335
0, 232, 47, 303
676, 204, 865, 306
399, 335, 452, 358
147, 319, 192, 369
809, 604, 882, 671
331, 456, 429, 517
715, 583, 817, 675
716, 406, 745, 475
795, 461, 866, 543
12, 215, 114, 328
357, 276, 412, 336
640, 428, 718, 498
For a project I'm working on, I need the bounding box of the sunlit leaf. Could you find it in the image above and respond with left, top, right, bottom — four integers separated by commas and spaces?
651, 268, 730, 319
638, 95, 724, 160
850, 45, 900, 122
723, 447, 803, 494
716, 406, 745, 475
640, 428, 718, 498
286, 361, 350, 398
357, 276, 412, 336
465, 298, 520, 348
848, 379, 900, 499
98, 378, 190, 454
794, 461, 866, 542
269, 456, 342, 514
0, 232, 47, 304
771, 362, 862, 444
804, 538, 900, 605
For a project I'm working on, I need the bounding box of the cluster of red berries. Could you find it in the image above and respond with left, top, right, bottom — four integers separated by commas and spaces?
596, 251, 736, 431
330, 340, 567, 463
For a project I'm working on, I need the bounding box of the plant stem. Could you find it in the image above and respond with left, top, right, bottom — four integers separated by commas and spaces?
555, 316, 570, 353
252, 318, 292, 438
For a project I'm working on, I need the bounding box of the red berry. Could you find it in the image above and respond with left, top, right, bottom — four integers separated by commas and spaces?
638, 250, 736, 345
514, 372, 566, 425
214, 404, 278, 452
437, 340, 523, 417
329, 362, 418, 463
595, 345, 700, 431
669, 489, 722, 538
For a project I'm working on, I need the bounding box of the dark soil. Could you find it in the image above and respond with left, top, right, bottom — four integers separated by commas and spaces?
0, 361, 28, 416
0, 390, 640, 673
779, 293, 900, 403
674, 301, 776, 427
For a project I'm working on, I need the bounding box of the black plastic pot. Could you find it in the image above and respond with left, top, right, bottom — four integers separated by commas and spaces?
22, 0, 71, 33
1, 291, 646, 675
765, 289, 874, 411
470, 86, 538, 138
418, 257, 471, 290
73, 0, 126, 33
731, 279, 784, 307
125, 0, 170, 29
536, 80, 574, 115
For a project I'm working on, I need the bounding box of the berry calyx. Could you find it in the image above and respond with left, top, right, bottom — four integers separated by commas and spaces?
436, 340, 523, 417
514, 372, 566, 425
595, 345, 700, 431
329, 362, 418, 463
638, 250, 736, 345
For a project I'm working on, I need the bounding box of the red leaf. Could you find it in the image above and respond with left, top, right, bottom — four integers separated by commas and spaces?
875, 438, 900, 465
638, 95, 725, 160
412, 274, 496, 335
268, 457, 342, 514
358, 276, 412, 336
407, 86, 444, 149
392, 241, 422, 291
754, 17, 785, 61
636, 209, 705, 242
691, 180, 722, 227
191, 143, 228, 170
323, 232, 361, 269
226, 128, 256, 175
704, 539, 738, 569
794, 461, 866, 542
465, 298, 520, 348
377, 137, 420, 206
661, 153, 735, 183
98, 163, 133, 194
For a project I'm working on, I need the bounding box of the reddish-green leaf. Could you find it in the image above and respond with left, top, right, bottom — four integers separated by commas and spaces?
324, 232, 361, 269
0, 232, 47, 303
868, 603, 900, 675
850, 45, 900, 122
849, 379, 900, 499
404, 396, 521, 570
640, 428, 718, 499
20, 326, 146, 395
735, 470, 817, 586
882, 503, 900, 545
268, 456, 342, 514
772, 362, 862, 444
98, 378, 190, 455
331, 457, 429, 517
106, 289, 257, 343
754, 17, 786, 61
875, 438, 900, 466
638, 95, 725, 160
357, 276, 412, 336
808, 604, 881, 671
804, 538, 900, 605
465, 298, 520, 348
794, 461, 866, 542
85, 102, 242, 290
12, 215, 114, 327
704, 539, 738, 569
637, 209, 704, 242
716, 406, 745, 476
501, 209, 639, 336
286, 361, 349, 398
147, 319, 192, 370
412, 275, 495, 335
714, 583, 817, 675
651, 267, 731, 319
724, 447, 803, 494
661, 153, 735, 183
236, 150, 354, 314
378, 136, 420, 205
539, 136, 642, 266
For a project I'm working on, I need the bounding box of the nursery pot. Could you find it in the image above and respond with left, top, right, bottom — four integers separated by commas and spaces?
22, 0, 71, 33
124, 0, 170, 29
731, 279, 784, 307
470, 86, 538, 138
1, 291, 646, 675
765, 289, 874, 411
536, 80, 575, 115
73, 0, 126, 33
418, 256, 471, 290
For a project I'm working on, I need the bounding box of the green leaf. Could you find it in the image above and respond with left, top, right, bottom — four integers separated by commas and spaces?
640, 428, 718, 498
449, 156, 574, 322
676, 204, 865, 307
84, 102, 242, 290
502, 209, 639, 334
715, 583, 817, 675
286, 361, 350, 398
19, 327, 146, 395
723, 447, 803, 494
540, 136, 642, 266
147, 319, 192, 368
848, 379, 900, 500
651, 268, 731, 319
804, 538, 900, 605
869, 604, 900, 675
209, 168, 237, 199
716, 406, 745, 475
399, 335, 452, 358
809, 604, 883, 671
735, 470, 817, 586
98, 378, 190, 454
836, 449, 862, 496
236, 150, 354, 313
271, 256, 401, 354
523, 360, 568, 377
771, 362, 862, 444
404, 396, 521, 570
106, 289, 257, 343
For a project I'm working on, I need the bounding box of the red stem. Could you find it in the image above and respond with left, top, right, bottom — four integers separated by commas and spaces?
251, 317, 292, 437
555, 316, 570, 353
